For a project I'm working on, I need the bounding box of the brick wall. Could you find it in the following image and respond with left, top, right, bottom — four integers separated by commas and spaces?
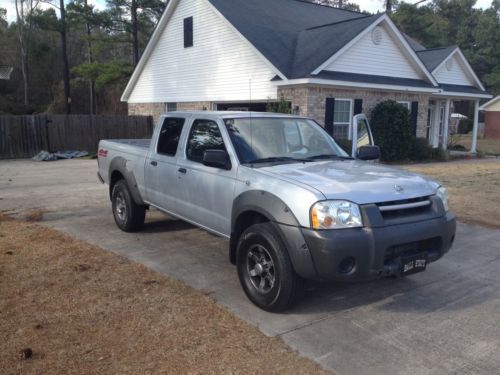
485, 112, 500, 139
176, 102, 214, 111
128, 102, 215, 125
128, 103, 165, 124
279, 86, 430, 138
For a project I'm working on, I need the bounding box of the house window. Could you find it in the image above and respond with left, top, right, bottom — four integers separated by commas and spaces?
333, 99, 352, 139
397, 101, 411, 111
165, 103, 177, 112
184, 17, 193, 48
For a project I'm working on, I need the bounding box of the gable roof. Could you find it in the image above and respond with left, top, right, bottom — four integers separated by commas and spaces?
123, 0, 489, 101
208, 0, 379, 79
479, 95, 500, 110
417, 46, 457, 72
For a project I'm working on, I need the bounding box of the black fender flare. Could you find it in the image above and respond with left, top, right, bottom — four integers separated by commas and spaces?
230, 190, 318, 280
108, 156, 145, 206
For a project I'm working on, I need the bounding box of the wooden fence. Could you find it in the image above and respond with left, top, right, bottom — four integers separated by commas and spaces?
0, 115, 154, 159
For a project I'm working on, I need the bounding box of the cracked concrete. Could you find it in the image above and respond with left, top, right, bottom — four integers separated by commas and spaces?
1, 159, 500, 375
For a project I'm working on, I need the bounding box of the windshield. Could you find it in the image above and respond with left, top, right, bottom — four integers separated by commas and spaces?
224, 117, 349, 164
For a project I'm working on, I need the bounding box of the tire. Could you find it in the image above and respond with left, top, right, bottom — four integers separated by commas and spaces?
236, 223, 304, 312
111, 179, 146, 232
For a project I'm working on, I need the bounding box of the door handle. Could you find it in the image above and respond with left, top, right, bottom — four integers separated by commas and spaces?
150, 161, 158, 166
178, 168, 187, 174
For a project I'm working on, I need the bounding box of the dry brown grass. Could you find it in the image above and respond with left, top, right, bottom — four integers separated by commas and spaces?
405, 160, 500, 228
451, 135, 500, 155
0, 216, 329, 375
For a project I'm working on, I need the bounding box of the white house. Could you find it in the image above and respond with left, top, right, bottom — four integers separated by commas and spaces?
122, 0, 491, 150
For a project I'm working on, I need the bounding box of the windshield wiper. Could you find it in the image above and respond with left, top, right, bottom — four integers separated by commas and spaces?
307, 154, 354, 160
246, 156, 312, 164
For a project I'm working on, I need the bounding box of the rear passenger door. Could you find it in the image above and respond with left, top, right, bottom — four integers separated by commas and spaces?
145, 117, 186, 212
175, 118, 237, 236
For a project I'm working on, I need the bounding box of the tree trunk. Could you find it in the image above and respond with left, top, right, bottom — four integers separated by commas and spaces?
131, 0, 139, 66
84, 0, 96, 115
15, 0, 29, 106
60, 0, 71, 114
386, 0, 393, 13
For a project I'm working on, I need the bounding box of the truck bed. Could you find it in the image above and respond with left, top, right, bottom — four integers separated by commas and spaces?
103, 139, 151, 150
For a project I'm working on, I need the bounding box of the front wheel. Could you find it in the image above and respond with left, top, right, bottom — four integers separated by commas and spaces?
111, 179, 146, 232
236, 223, 304, 312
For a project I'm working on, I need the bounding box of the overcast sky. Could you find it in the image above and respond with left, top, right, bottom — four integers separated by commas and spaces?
0, 0, 495, 23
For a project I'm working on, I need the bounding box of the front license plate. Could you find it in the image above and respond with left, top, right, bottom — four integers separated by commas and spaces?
400, 253, 427, 276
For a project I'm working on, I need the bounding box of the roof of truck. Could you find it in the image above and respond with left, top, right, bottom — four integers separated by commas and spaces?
163, 111, 310, 119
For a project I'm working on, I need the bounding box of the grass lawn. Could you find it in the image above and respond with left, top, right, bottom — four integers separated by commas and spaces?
0, 215, 329, 374
451, 135, 500, 155
404, 159, 500, 228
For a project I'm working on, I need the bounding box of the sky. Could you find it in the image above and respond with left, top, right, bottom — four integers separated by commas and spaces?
0, 0, 494, 23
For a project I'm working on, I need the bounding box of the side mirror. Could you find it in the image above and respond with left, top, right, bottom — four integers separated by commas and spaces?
203, 149, 231, 170
357, 145, 380, 161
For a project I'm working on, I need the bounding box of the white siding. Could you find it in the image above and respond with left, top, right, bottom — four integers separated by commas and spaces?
128, 0, 277, 103
324, 24, 423, 79
434, 54, 475, 86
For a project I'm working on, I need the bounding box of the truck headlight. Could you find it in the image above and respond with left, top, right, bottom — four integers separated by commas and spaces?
436, 186, 449, 212
311, 200, 363, 230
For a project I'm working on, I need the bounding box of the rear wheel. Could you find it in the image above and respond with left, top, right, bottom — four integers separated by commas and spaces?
236, 223, 304, 312
111, 179, 146, 232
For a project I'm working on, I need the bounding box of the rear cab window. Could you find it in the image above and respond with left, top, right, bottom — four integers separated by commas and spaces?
157, 117, 185, 156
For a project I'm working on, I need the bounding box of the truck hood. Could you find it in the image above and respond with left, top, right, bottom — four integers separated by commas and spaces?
260, 160, 439, 204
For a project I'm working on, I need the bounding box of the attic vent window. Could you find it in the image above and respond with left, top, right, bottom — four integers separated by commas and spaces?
184, 17, 193, 48
445, 59, 453, 71
371, 27, 383, 45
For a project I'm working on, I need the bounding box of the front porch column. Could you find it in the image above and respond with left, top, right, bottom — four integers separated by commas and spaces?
431, 100, 441, 148
442, 98, 451, 150
471, 99, 480, 153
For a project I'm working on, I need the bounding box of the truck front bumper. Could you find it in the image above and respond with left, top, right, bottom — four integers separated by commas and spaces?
298, 212, 456, 281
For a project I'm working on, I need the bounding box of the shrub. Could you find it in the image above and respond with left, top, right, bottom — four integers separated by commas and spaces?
409, 137, 433, 161
370, 100, 412, 161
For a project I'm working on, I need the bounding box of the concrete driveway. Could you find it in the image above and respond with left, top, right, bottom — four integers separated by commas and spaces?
1, 159, 500, 375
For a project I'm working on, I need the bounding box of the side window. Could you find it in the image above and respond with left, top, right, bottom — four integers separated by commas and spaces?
186, 119, 226, 163
356, 119, 372, 149
157, 117, 185, 156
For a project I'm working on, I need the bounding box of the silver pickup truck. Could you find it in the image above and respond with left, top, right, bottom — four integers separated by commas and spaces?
97, 111, 456, 311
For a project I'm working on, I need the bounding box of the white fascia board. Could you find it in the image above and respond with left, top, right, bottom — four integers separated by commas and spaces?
479, 95, 500, 110
311, 14, 439, 87
206, 1, 287, 81
121, 0, 180, 102
433, 91, 492, 99
432, 48, 486, 91
274, 78, 440, 94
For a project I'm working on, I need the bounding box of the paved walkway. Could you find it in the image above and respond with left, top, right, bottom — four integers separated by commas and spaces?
1, 159, 500, 375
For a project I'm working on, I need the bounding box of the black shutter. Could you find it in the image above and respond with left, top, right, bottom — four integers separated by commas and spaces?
184, 17, 193, 48
410, 101, 419, 136
325, 98, 335, 135
354, 99, 363, 115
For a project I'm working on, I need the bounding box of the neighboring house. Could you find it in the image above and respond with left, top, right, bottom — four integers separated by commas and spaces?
0, 66, 13, 80
480, 96, 500, 139
122, 0, 492, 150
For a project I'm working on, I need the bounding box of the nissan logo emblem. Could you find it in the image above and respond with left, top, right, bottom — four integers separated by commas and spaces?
394, 185, 404, 193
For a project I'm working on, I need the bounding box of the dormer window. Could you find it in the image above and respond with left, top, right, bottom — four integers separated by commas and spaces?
184, 17, 193, 48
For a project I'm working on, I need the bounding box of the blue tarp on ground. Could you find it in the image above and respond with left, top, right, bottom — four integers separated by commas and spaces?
32, 150, 89, 161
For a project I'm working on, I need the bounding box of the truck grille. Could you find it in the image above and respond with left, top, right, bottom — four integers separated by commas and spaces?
376, 196, 432, 220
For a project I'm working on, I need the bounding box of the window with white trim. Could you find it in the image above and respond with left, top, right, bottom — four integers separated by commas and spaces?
397, 101, 411, 111
333, 99, 352, 139
165, 103, 177, 112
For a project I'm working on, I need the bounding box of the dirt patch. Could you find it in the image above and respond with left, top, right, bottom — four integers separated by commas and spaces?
404, 160, 500, 228
0, 217, 329, 374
